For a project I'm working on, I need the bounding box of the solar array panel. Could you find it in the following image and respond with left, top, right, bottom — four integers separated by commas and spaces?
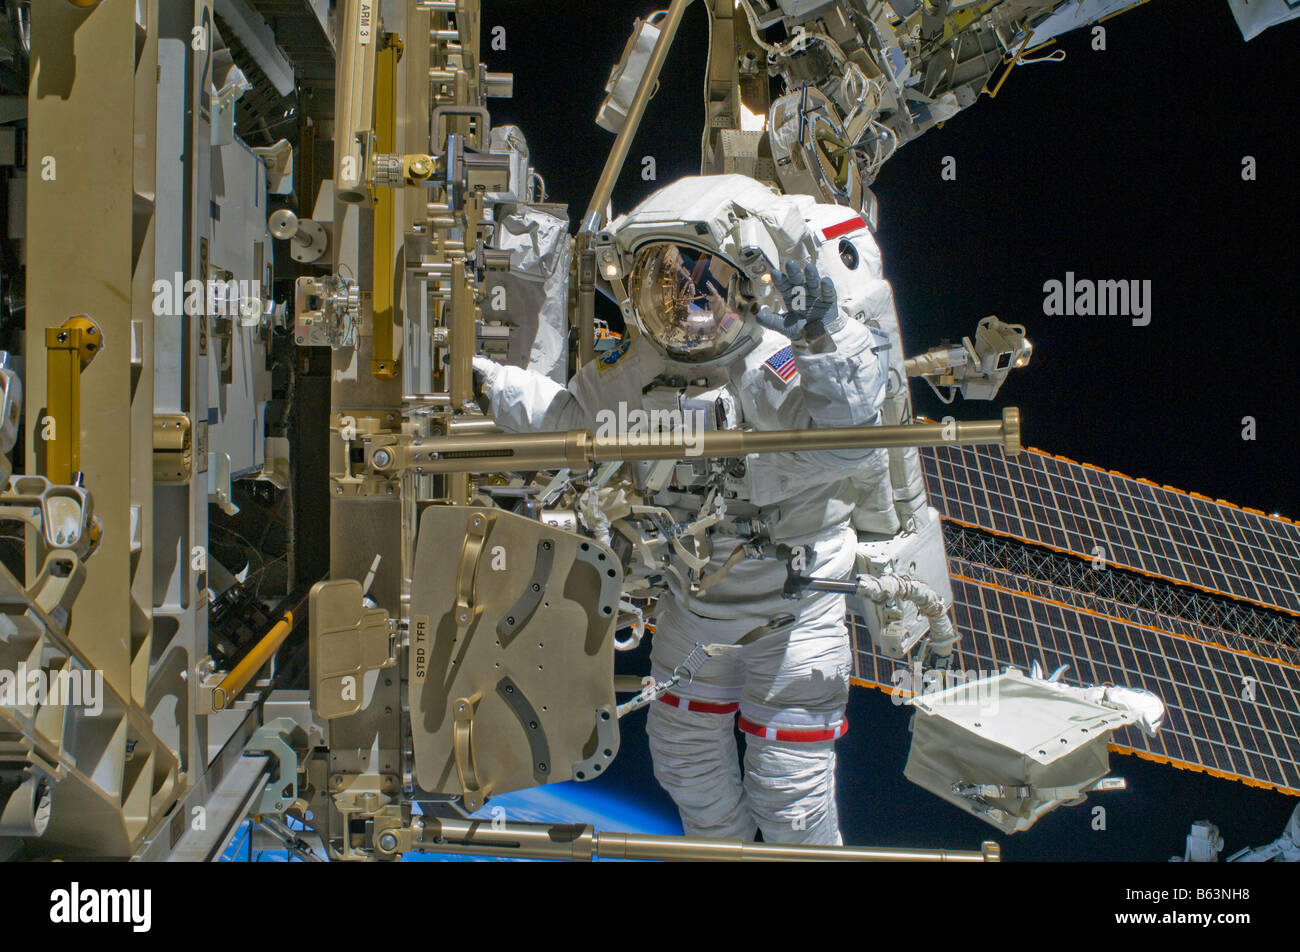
920, 443, 1300, 617
850, 558, 1300, 796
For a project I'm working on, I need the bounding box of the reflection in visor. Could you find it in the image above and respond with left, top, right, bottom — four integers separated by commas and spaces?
629, 243, 748, 363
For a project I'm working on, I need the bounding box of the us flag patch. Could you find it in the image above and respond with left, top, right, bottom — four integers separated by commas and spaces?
763, 345, 798, 383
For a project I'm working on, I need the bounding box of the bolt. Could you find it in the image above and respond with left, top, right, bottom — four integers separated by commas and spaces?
372, 448, 393, 468
377, 831, 398, 851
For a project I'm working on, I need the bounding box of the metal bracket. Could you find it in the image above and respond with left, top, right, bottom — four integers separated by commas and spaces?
27, 549, 86, 630
44, 315, 102, 486
0, 474, 97, 626
0, 474, 97, 559
209, 68, 250, 147
496, 538, 554, 645
573, 537, 622, 625
496, 676, 552, 783
953, 775, 1126, 803
251, 138, 294, 195
207, 451, 238, 515
245, 717, 303, 816
571, 705, 619, 781
153, 413, 192, 483
434, 106, 492, 151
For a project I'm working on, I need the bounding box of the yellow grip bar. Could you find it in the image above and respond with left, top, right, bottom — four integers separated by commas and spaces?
213, 612, 294, 711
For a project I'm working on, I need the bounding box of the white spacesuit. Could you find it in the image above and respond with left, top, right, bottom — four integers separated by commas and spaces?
474, 175, 897, 844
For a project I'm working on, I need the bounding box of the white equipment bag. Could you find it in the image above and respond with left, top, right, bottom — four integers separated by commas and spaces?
904, 667, 1164, 834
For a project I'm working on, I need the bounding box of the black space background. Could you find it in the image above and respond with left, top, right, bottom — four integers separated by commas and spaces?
481, 0, 1300, 862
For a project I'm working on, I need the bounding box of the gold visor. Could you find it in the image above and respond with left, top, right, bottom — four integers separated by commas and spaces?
627, 242, 748, 363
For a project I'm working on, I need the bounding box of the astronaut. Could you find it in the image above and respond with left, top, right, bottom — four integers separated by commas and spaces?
473, 174, 897, 844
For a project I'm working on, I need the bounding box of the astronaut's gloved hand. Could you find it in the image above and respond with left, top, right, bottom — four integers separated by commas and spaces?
753, 259, 841, 343
471, 355, 499, 414
920, 637, 958, 672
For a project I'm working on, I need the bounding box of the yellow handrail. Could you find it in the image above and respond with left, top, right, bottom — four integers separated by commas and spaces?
213, 612, 294, 711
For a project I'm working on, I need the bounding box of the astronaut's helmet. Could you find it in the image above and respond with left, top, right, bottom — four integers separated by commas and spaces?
626, 241, 752, 364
